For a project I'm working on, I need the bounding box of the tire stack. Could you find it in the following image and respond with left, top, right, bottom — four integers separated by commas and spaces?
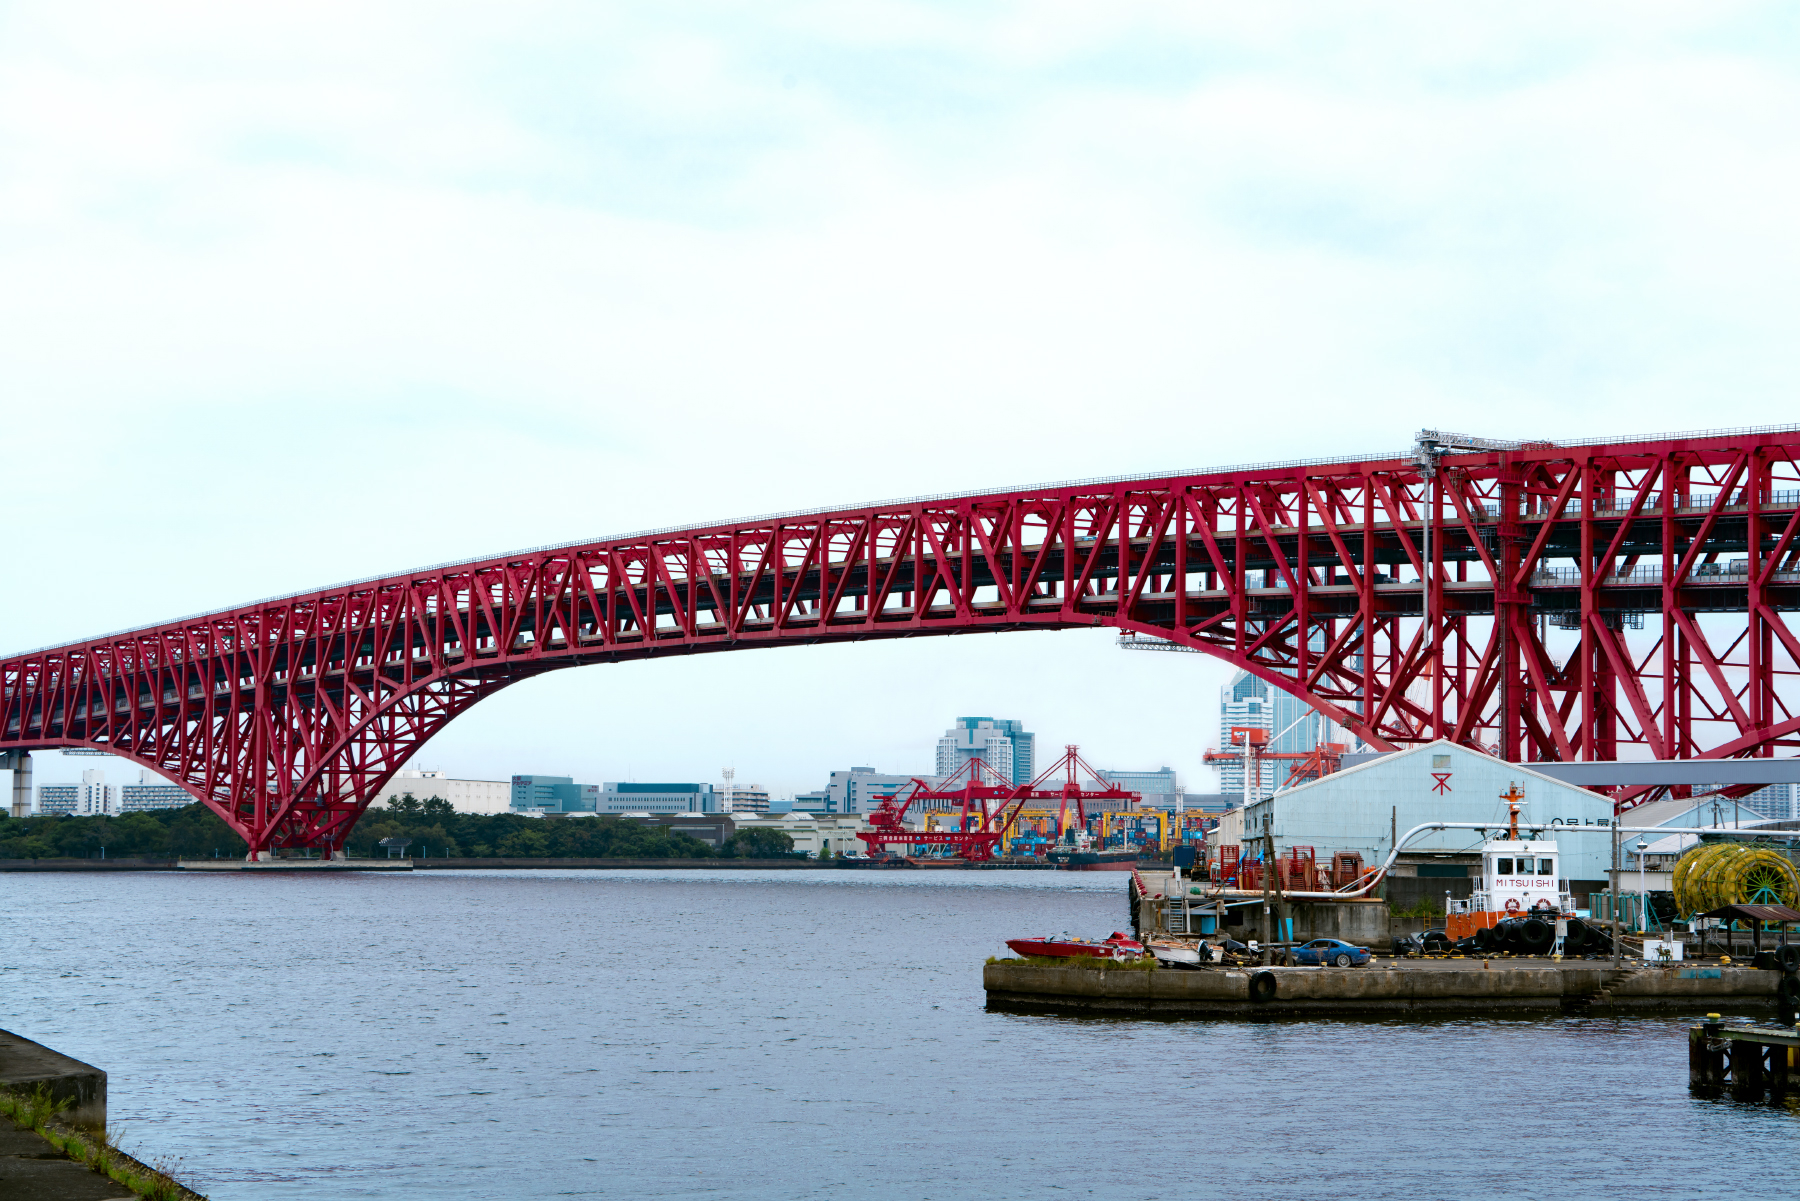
1765, 944, 1800, 1025
1457, 916, 1609, 957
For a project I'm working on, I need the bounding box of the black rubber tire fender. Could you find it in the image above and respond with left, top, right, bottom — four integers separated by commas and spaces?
1778, 975, 1800, 1007
1778, 944, 1800, 974
1249, 970, 1277, 1002
1472, 927, 1493, 952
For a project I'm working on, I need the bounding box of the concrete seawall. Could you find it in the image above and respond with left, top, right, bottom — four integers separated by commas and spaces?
983, 962, 1781, 1018
0, 857, 176, 873
0, 1029, 106, 1128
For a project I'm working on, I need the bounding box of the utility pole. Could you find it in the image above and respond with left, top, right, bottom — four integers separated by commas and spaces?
1261, 830, 1276, 966
1620, 821, 1634, 972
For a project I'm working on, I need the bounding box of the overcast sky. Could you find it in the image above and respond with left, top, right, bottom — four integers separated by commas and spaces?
7, 3, 1800, 795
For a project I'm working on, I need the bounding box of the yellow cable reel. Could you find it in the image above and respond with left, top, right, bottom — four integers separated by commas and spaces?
1672, 842, 1800, 915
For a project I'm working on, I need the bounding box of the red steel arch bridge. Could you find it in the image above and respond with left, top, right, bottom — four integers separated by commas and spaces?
6, 424, 1800, 856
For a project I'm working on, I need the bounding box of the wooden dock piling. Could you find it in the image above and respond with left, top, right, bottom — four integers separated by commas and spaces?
1689, 1016, 1800, 1100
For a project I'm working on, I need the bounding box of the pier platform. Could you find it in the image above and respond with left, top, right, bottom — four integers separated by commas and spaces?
177, 858, 412, 872
984, 959, 1780, 1018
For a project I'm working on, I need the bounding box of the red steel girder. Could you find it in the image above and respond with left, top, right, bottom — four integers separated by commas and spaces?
10, 424, 1800, 852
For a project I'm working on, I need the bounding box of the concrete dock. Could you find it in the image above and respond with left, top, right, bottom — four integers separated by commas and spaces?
984, 960, 1781, 1018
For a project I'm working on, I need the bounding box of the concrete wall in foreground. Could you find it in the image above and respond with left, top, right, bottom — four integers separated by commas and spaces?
984, 963, 1780, 1018
0, 1029, 106, 1128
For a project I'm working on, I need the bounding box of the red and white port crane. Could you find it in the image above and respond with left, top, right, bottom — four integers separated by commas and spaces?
1202, 726, 1347, 802
856, 744, 1140, 861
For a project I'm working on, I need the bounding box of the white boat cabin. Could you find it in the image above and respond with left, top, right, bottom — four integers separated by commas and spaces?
1448, 838, 1575, 919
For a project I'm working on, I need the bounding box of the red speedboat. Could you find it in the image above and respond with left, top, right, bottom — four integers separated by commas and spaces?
1006, 931, 1145, 959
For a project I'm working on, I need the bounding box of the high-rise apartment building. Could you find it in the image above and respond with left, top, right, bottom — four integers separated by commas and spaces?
42, 768, 120, 816
717, 769, 770, 814
719, 770, 771, 814
36, 784, 78, 816
1734, 784, 1795, 822
120, 770, 192, 812
936, 717, 1034, 786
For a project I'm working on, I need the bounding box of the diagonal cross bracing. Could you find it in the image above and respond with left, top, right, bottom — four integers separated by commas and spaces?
7, 426, 1800, 850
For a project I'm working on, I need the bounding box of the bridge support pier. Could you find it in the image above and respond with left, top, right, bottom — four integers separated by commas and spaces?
3, 751, 29, 819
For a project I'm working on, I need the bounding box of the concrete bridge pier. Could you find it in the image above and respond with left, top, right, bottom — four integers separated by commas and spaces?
2, 751, 28, 819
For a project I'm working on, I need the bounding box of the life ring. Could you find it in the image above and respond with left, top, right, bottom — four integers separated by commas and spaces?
1532, 898, 1555, 912
1503, 898, 1523, 914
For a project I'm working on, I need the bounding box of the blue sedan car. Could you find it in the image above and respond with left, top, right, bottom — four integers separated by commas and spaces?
1288, 939, 1370, 968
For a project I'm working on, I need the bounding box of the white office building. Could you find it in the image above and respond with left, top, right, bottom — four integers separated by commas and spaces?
936, 717, 1034, 785
1090, 767, 1180, 812
598, 782, 718, 814
792, 767, 922, 815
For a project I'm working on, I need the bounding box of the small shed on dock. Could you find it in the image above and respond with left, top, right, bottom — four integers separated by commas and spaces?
1240, 740, 1616, 893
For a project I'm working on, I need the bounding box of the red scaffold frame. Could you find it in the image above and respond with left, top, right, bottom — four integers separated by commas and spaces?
855, 745, 1140, 861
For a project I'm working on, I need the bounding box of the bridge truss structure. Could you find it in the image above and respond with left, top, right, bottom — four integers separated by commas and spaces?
6, 425, 1800, 854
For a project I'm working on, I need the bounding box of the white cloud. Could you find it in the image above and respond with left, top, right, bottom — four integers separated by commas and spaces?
5, 2, 1800, 794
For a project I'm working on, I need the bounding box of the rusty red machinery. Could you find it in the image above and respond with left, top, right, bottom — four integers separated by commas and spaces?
1208, 844, 1368, 891
1203, 729, 1349, 792
7, 424, 1800, 856
856, 744, 1138, 861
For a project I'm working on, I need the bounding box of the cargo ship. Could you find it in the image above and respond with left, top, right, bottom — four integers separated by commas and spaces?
1046, 833, 1140, 871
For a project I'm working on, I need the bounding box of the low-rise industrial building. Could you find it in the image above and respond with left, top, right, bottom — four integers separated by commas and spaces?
614, 813, 737, 848
726, 813, 875, 857
1235, 739, 1618, 901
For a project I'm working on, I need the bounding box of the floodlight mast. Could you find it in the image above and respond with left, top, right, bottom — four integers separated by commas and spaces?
1410, 431, 1532, 735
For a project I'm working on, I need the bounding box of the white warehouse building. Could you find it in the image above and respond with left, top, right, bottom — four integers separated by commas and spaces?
374, 768, 512, 814
1233, 740, 1619, 888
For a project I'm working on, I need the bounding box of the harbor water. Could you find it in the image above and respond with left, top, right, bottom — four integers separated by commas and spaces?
3, 868, 1798, 1199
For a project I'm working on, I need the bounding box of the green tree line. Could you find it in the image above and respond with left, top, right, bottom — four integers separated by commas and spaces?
354, 794, 797, 859
0, 803, 247, 860
0, 793, 797, 861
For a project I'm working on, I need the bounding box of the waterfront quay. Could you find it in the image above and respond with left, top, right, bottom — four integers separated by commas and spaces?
984, 959, 1781, 1018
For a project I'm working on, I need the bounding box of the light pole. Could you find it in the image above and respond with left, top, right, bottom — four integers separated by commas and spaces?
1636, 838, 1650, 934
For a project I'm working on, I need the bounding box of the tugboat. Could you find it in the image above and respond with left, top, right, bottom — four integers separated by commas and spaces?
1444, 784, 1575, 942
1045, 830, 1139, 871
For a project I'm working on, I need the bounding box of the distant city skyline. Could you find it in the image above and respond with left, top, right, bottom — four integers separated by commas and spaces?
4, 683, 1247, 812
